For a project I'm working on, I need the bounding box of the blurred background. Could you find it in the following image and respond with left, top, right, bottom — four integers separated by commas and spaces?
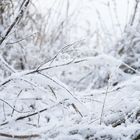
34, 0, 134, 44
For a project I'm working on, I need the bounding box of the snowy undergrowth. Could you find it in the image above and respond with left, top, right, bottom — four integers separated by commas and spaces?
1, 0, 140, 140
0, 53, 140, 140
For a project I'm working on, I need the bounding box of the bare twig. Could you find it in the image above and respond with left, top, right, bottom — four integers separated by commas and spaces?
100, 73, 110, 125
0, 132, 39, 139
11, 90, 23, 116
71, 103, 83, 117
0, 108, 48, 126
0, 98, 31, 114
130, 0, 139, 26
48, 85, 57, 100
37, 39, 85, 70
6, 32, 38, 45
0, 101, 64, 126
37, 71, 81, 103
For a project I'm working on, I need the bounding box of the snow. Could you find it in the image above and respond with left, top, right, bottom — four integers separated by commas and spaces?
0, 54, 140, 139
1, 0, 140, 140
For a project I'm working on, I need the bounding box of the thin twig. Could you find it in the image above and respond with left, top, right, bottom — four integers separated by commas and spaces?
37, 39, 85, 70
37, 71, 81, 103
0, 101, 64, 126
48, 85, 57, 100
11, 90, 23, 116
100, 74, 110, 125
0, 132, 39, 139
0, 98, 31, 114
130, 0, 139, 26
71, 103, 83, 117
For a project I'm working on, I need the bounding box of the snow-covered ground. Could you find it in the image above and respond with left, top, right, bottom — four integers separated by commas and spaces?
0, 0, 140, 140
0, 53, 140, 140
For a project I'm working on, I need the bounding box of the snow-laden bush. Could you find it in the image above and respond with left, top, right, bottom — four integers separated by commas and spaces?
0, 0, 68, 74
115, 24, 140, 74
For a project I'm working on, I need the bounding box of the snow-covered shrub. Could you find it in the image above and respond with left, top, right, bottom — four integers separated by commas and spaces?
114, 1, 140, 74
0, 0, 82, 74
115, 24, 140, 74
